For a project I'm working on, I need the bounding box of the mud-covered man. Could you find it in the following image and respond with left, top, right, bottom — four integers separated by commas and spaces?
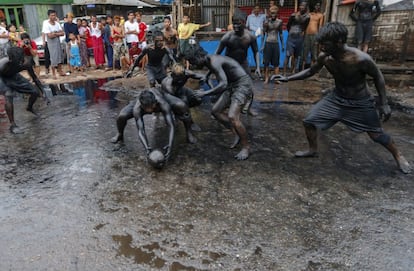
125, 31, 175, 87
185, 45, 253, 160
272, 22, 411, 173
161, 63, 204, 108
0, 46, 47, 134
111, 87, 198, 159
215, 17, 261, 115
161, 63, 205, 131
283, 1, 310, 74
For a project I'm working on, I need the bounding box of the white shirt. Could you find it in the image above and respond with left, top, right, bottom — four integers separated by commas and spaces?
42, 20, 63, 36
124, 20, 139, 43
90, 22, 102, 38
0, 26, 9, 45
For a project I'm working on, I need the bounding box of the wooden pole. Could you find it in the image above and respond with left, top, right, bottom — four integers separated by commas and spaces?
172, 0, 177, 27
229, 0, 235, 24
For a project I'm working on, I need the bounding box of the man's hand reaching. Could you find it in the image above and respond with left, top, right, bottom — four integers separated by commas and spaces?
270, 74, 288, 83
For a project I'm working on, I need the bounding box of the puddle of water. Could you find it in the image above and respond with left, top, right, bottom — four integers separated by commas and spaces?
45, 77, 120, 109
112, 234, 166, 268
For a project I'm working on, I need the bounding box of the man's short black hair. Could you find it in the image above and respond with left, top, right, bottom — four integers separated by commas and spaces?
316, 22, 348, 44
184, 44, 207, 63
20, 32, 30, 40
139, 90, 157, 108
47, 9, 56, 16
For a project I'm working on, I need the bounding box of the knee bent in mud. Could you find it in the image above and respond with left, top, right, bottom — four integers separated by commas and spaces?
371, 132, 391, 145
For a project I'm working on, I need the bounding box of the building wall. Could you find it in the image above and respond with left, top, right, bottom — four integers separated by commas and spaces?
335, 3, 414, 62
24, 4, 72, 39
370, 10, 414, 62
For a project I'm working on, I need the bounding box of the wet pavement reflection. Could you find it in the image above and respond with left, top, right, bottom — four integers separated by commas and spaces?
0, 77, 413, 270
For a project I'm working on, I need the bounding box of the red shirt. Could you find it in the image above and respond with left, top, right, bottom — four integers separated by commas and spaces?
138, 22, 147, 42
18, 40, 37, 56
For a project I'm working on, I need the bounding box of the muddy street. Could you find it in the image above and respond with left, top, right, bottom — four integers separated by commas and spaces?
0, 77, 413, 271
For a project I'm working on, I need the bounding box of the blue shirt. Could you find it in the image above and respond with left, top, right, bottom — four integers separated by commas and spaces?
246, 13, 266, 33
64, 22, 79, 43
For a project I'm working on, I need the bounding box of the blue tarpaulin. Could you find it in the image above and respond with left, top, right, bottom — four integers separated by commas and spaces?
199, 30, 289, 68
159, 0, 173, 5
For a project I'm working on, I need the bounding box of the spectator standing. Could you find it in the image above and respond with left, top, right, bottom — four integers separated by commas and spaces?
135, 12, 148, 49
78, 19, 91, 69
215, 17, 261, 115
350, 0, 381, 53
41, 16, 52, 75
68, 32, 82, 73
8, 24, 19, 46
0, 22, 9, 57
262, 6, 284, 84
124, 10, 139, 49
302, 2, 324, 69
111, 15, 126, 70
162, 16, 178, 68
18, 32, 40, 76
177, 14, 210, 68
283, 1, 310, 74
42, 9, 65, 79
64, 12, 80, 74
103, 15, 114, 71
246, 5, 266, 37
18, 25, 26, 35
90, 15, 105, 69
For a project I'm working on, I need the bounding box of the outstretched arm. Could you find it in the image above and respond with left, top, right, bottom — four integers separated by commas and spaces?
186, 69, 206, 80
126, 48, 148, 77
25, 61, 48, 101
272, 53, 324, 82
136, 112, 152, 155
215, 37, 226, 55
165, 48, 176, 64
197, 67, 227, 97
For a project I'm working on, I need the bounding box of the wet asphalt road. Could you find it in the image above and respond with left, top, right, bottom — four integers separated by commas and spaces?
0, 78, 413, 271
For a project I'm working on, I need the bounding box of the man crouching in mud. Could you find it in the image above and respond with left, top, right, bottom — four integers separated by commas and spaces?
272, 22, 411, 173
185, 44, 253, 160
111, 87, 197, 159
0, 47, 47, 134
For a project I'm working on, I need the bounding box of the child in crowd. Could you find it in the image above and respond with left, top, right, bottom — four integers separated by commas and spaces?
68, 32, 82, 72
8, 24, 19, 46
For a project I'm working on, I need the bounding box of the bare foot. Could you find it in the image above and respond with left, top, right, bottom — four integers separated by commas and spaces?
295, 150, 318, 158
235, 148, 249, 160
397, 155, 412, 174
264, 79, 269, 84
110, 134, 123, 143
191, 123, 201, 132
230, 135, 240, 149
187, 132, 197, 144
10, 125, 24, 134
26, 107, 39, 117
248, 108, 258, 116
